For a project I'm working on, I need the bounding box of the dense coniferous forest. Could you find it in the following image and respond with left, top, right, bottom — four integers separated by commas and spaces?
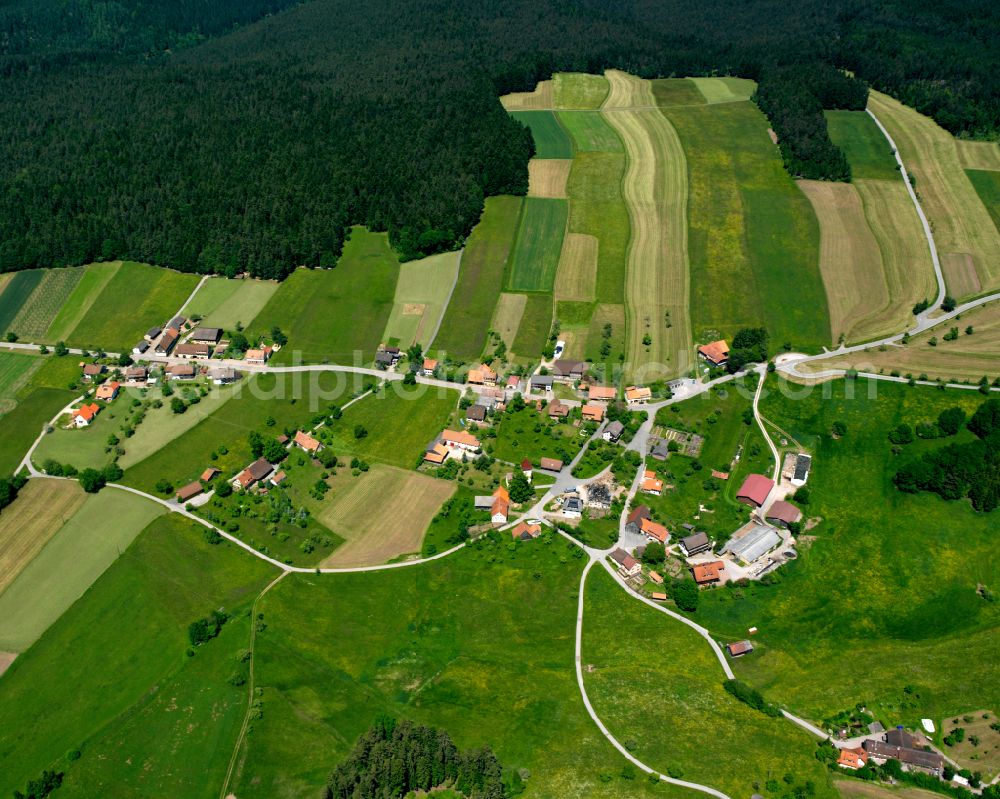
0, 0, 996, 277
325, 718, 507, 799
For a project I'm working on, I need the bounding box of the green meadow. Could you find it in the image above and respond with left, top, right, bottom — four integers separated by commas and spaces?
184, 277, 278, 331
826, 110, 901, 181
433, 195, 522, 361
509, 110, 574, 159
231, 538, 688, 799
489, 403, 585, 465
0, 514, 276, 798
0, 351, 42, 406
506, 197, 568, 292
556, 110, 623, 152
651, 78, 706, 107
512, 292, 553, 357
43, 262, 121, 343
67, 261, 199, 351
553, 72, 609, 109
0, 486, 165, 651
382, 250, 460, 350
967, 168, 1000, 232
661, 100, 829, 351
251, 227, 399, 365
584, 567, 838, 799
695, 379, 1000, 721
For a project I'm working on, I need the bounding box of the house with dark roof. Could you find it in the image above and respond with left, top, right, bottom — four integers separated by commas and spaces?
189, 327, 222, 344
862, 729, 942, 773
466, 404, 487, 423
792, 453, 812, 486
232, 457, 274, 490
679, 531, 711, 557
132, 340, 150, 356
144, 326, 162, 341
766, 500, 802, 528
167, 315, 186, 330
530, 374, 554, 393
603, 420, 625, 442
610, 548, 641, 577
649, 440, 670, 460
623, 505, 651, 536
563, 494, 583, 517
736, 473, 775, 508
552, 359, 586, 381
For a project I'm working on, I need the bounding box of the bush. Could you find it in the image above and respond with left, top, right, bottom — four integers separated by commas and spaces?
215, 481, 233, 498
188, 610, 228, 646
723, 679, 782, 717
78, 467, 106, 493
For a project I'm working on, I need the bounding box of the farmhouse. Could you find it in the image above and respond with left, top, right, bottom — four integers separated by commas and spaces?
167, 363, 196, 380
637, 517, 669, 544
511, 521, 542, 541
175, 481, 204, 503
293, 430, 323, 454
233, 457, 273, 490
491, 487, 510, 524
156, 328, 179, 355
539, 457, 563, 472
505, 375, 522, 395
81, 363, 105, 381
588, 385, 617, 402
736, 473, 774, 508
625, 385, 651, 405
144, 326, 162, 342
766, 500, 802, 528
520, 458, 533, 481
124, 366, 147, 384
862, 730, 943, 773
424, 429, 481, 463
466, 404, 487, 423
722, 522, 782, 565
623, 505, 651, 536
189, 327, 222, 344
211, 367, 239, 385
641, 470, 663, 496
422, 358, 438, 376
132, 340, 150, 356
610, 548, 641, 578
692, 561, 725, 585
175, 342, 211, 359
245, 346, 272, 365
603, 420, 624, 442
71, 403, 100, 428
530, 374, 553, 393
95, 381, 120, 402
552, 359, 585, 381
837, 748, 868, 770
562, 493, 583, 517
467, 364, 497, 386
726, 640, 754, 657
581, 404, 605, 422
679, 531, 711, 557
698, 339, 730, 367
547, 399, 570, 419
167, 315, 186, 330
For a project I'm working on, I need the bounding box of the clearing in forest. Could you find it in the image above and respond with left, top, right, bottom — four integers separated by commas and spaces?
553, 72, 609, 109
527, 159, 573, 199
868, 90, 1000, 296
0, 479, 86, 597
382, 250, 461, 350
499, 79, 554, 110
602, 70, 692, 380
508, 110, 573, 158
491, 292, 528, 350
554, 232, 598, 302
506, 197, 568, 292
318, 465, 455, 568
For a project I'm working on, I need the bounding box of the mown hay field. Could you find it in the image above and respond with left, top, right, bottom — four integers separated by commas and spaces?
382, 250, 461, 350
318, 464, 454, 567
553, 72, 609, 109
490, 291, 527, 350
603, 71, 691, 380
0, 479, 86, 597
690, 76, 756, 104
0, 487, 165, 651
6, 268, 84, 340
505, 197, 568, 292
554, 232, 598, 302
68, 261, 200, 351
252, 227, 399, 365
43, 261, 121, 343
0, 515, 275, 798
512, 292, 553, 358
662, 98, 829, 352
509, 110, 573, 158
802, 297, 1000, 384
556, 110, 623, 152
826, 110, 901, 181
584, 568, 839, 799
868, 90, 1000, 296
432, 196, 522, 361
651, 78, 706, 107
602, 68, 654, 108
527, 158, 572, 198
184, 277, 278, 331
956, 140, 1000, 172
499, 79, 554, 110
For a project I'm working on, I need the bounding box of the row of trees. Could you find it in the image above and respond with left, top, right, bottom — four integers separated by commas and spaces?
326, 717, 508, 799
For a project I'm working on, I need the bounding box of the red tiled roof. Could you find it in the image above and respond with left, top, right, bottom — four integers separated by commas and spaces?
692, 561, 725, 584
698, 339, 730, 365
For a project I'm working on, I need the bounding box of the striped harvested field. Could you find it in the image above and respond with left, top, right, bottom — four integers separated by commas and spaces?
801, 298, 1000, 384
318, 465, 454, 568
868, 91, 1000, 296
500, 80, 555, 110
528, 159, 573, 199
491, 292, 528, 350
7, 268, 84, 340
603, 70, 691, 380
553, 72, 609, 109
956, 140, 1000, 172
0, 479, 86, 597
506, 197, 568, 292
690, 77, 756, 104
602, 69, 654, 109
555, 232, 598, 302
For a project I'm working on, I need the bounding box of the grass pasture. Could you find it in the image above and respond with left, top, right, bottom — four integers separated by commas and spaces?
0, 386, 77, 475
43, 261, 121, 343
583, 567, 838, 799
318, 464, 454, 567
0, 478, 86, 596
68, 261, 199, 351
553, 72, 609, 109
0, 270, 44, 335
651, 78, 706, 107
554, 232, 598, 302
506, 197, 568, 292
0, 351, 41, 411
511, 292, 553, 358
490, 292, 527, 350
432, 196, 522, 361
868, 90, 1000, 296
662, 98, 829, 352
0, 486, 165, 651
603, 71, 691, 380
826, 110, 901, 181
556, 110, 623, 152
383, 250, 461, 350
252, 227, 399, 365
499, 80, 554, 110
185, 277, 278, 331
939, 710, 1000, 777
585, 302, 626, 364
956, 140, 1000, 172
690, 76, 756, 104
527, 158, 572, 198
7, 268, 84, 339
0, 514, 276, 798
509, 110, 573, 159
967, 168, 1000, 233
490, 403, 584, 465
